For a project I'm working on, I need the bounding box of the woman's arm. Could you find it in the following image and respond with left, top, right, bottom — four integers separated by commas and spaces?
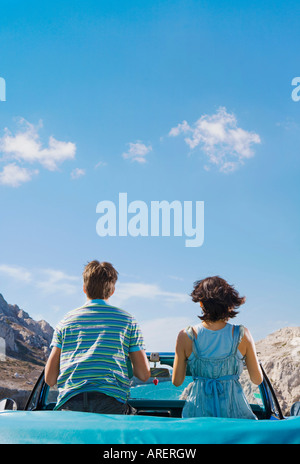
172, 330, 192, 387
240, 327, 263, 385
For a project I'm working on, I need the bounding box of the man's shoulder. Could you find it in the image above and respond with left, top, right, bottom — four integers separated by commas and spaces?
100, 302, 136, 321
54, 306, 83, 329
58, 302, 136, 326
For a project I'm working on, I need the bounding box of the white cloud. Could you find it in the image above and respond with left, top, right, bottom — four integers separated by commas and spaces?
111, 281, 189, 307
122, 141, 152, 164
140, 317, 193, 351
0, 163, 38, 187
70, 168, 86, 179
36, 269, 80, 295
167, 275, 185, 282
169, 107, 261, 172
276, 118, 300, 132
0, 264, 188, 305
0, 264, 33, 283
0, 263, 80, 296
0, 119, 76, 171
95, 161, 107, 169
0, 118, 76, 187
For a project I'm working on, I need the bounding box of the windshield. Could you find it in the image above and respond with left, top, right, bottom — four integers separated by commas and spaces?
130, 374, 192, 400
129, 364, 265, 412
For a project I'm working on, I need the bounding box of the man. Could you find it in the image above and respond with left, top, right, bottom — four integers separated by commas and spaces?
45, 260, 150, 414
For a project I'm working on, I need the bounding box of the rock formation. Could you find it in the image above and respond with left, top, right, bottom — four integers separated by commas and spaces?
0, 293, 53, 363
256, 326, 300, 415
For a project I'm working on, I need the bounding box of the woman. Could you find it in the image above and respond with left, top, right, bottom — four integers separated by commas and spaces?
172, 276, 263, 419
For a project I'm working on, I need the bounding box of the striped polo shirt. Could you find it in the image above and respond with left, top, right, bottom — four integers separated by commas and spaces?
50, 299, 145, 409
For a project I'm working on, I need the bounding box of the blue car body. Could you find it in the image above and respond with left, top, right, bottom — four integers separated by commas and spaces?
0, 352, 299, 444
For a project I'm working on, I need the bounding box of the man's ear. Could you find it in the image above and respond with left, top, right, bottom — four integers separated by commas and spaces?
83, 284, 87, 295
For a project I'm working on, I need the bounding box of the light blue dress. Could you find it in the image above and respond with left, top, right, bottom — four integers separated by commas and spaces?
182, 323, 257, 420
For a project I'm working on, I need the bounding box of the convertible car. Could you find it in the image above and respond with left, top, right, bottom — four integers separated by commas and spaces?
0, 352, 299, 444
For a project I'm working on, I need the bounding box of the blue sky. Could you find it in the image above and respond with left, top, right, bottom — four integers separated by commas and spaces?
0, 0, 299, 350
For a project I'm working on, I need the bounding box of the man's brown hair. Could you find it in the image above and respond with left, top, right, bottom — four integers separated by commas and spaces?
83, 260, 118, 300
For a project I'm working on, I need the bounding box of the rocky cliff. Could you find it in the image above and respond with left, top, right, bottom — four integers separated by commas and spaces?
256, 326, 300, 415
0, 293, 53, 364
0, 293, 54, 408
0, 291, 54, 396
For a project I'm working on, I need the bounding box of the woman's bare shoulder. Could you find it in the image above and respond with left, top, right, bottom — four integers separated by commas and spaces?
177, 328, 193, 342
241, 326, 255, 343
238, 326, 253, 356
176, 328, 193, 351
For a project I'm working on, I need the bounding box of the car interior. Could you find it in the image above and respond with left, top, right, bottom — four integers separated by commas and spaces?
25, 353, 283, 420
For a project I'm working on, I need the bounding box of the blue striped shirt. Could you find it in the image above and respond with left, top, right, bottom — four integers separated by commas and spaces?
50, 299, 145, 409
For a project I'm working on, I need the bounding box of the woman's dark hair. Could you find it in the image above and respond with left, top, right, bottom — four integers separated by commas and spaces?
190, 276, 246, 322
